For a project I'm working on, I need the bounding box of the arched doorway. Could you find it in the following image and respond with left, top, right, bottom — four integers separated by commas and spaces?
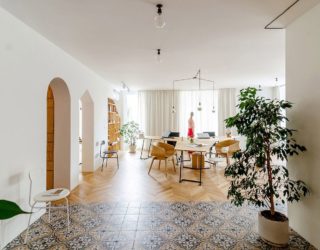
46, 78, 71, 189
79, 90, 94, 172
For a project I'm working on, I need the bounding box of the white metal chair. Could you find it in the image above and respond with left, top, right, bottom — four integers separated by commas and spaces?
24, 173, 70, 244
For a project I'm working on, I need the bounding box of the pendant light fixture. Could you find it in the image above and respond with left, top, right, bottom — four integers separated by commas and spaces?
156, 49, 162, 63
212, 82, 216, 113
172, 81, 176, 114
154, 4, 166, 29
197, 70, 202, 111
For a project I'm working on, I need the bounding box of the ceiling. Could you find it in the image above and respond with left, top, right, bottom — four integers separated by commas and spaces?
1, 0, 319, 90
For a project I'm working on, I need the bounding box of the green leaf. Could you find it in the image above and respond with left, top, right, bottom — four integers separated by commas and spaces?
0, 200, 31, 220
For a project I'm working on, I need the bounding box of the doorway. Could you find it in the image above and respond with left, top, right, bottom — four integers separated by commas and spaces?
79, 91, 94, 172
46, 78, 71, 189
46, 86, 54, 190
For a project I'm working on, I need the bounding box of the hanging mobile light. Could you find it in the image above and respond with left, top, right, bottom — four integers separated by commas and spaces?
197, 70, 202, 111
172, 81, 176, 114
212, 82, 216, 113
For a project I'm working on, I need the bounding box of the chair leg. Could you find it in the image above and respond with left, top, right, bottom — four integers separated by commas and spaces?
158, 160, 161, 169
101, 158, 105, 172
116, 154, 119, 169
24, 202, 36, 244
48, 202, 51, 223
148, 158, 155, 174
172, 158, 176, 172
65, 197, 70, 232
165, 159, 167, 177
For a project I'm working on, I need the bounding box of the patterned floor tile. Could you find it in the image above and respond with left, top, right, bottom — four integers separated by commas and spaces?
54, 222, 84, 241
135, 232, 165, 249
157, 222, 183, 240
4, 202, 316, 250
220, 223, 248, 239
183, 208, 206, 221
67, 234, 94, 249
210, 232, 237, 249
187, 222, 215, 239
21, 223, 52, 243
174, 233, 201, 250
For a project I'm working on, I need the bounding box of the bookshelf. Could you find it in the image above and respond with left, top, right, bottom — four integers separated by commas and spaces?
108, 98, 121, 151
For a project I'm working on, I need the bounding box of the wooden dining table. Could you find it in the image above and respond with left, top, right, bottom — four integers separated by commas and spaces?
175, 139, 214, 186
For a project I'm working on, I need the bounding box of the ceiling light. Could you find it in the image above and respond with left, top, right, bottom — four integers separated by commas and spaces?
154, 4, 166, 29
156, 49, 162, 63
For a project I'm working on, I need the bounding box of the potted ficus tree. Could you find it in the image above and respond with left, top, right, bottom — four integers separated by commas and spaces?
224, 87, 309, 247
120, 121, 139, 153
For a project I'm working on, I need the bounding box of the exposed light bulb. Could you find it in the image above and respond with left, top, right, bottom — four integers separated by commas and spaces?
197, 102, 202, 111
156, 49, 162, 63
154, 4, 166, 29
172, 105, 176, 114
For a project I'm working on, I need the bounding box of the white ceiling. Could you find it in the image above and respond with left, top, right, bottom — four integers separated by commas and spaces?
1, 0, 319, 90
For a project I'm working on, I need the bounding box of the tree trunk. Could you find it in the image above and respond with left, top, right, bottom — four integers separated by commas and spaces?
266, 145, 275, 216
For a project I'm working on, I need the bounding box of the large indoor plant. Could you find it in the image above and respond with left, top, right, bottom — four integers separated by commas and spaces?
0, 200, 31, 220
224, 87, 309, 246
120, 121, 139, 153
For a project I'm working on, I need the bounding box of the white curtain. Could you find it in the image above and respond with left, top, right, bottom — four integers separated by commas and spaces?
272, 86, 281, 99
138, 90, 218, 136
218, 88, 236, 136
138, 90, 179, 136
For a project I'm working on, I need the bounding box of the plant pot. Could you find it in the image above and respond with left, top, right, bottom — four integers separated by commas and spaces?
258, 210, 289, 247
129, 145, 136, 153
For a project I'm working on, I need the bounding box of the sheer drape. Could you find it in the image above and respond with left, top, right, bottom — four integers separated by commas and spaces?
218, 88, 236, 136
138, 90, 218, 136
138, 90, 179, 136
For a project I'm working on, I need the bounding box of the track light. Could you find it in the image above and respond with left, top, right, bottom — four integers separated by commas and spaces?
154, 4, 166, 29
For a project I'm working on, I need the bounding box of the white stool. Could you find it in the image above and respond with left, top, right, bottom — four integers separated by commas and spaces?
24, 174, 70, 244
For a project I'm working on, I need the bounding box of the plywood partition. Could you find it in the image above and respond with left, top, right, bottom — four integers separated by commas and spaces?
47, 86, 54, 190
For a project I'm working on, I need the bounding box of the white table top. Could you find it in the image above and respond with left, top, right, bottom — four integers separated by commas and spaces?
175, 141, 212, 152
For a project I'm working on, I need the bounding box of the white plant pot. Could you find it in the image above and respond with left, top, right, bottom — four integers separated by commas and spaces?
129, 145, 136, 153
258, 210, 289, 247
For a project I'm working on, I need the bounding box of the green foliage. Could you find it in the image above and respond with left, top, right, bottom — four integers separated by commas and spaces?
224, 87, 309, 213
120, 121, 140, 146
0, 200, 31, 220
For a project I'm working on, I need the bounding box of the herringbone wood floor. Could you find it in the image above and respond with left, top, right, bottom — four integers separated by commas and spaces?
69, 151, 230, 204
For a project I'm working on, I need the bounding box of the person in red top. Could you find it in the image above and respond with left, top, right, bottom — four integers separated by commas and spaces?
187, 112, 195, 138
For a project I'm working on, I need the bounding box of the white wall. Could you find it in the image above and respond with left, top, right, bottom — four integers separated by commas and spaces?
0, 7, 113, 247
286, 3, 320, 249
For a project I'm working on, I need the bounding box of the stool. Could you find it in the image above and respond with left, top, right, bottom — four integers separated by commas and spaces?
24, 174, 70, 244
192, 152, 205, 169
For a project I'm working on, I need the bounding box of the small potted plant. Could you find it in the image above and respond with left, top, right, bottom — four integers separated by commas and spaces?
224, 87, 309, 247
120, 121, 139, 153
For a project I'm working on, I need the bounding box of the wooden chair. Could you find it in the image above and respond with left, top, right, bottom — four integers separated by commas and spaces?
215, 139, 240, 166
148, 142, 176, 176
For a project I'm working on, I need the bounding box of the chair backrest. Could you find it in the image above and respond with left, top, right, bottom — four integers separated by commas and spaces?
215, 139, 240, 155
100, 140, 106, 158
150, 145, 166, 158
156, 141, 175, 152
167, 132, 180, 146
169, 131, 180, 137
203, 131, 215, 138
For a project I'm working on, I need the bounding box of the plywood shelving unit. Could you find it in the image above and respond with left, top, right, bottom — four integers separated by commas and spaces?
108, 98, 121, 151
